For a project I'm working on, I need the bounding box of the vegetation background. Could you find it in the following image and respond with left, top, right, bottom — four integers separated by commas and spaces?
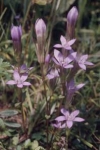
0, 0, 100, 150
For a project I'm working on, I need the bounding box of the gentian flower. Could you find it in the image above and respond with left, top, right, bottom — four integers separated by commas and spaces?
67, 6, 78, 39
75, 54, 94, 70
66, 79, 85, 102
47, 69, 59, 80
35, 19, 46, 38
11, 25, 22, 52
54, 35, 76, 50
53, 49, 76, 69
6, 71, 31, 88
11, 64, 33, 74
35, 19, 46, 63
53, 108, 84, 129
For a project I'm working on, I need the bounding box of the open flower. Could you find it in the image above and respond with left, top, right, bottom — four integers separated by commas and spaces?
47, 69, 59, 80
75, 54, 94, 70
66, 79, 85, 102
53, 49, 76, 69
53, 108, 84, 129
11, 64, 33, 75
6, 71, 31, 88
54, 35, 76, 50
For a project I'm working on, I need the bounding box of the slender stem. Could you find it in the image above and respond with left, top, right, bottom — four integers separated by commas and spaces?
40, 63, 50, 150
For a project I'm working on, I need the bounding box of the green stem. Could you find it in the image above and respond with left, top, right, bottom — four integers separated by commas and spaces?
40, 63, 50, 150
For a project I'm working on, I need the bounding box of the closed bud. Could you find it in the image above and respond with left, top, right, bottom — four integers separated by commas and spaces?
11, 25, 22, 53
35, 19, 46, 64
67, 7, 78, 39
45, 54, 51, 64
35, 19, 46, 39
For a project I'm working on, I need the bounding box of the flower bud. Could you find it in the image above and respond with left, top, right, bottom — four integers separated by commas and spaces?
45, 54, 51, 64
67, 7, 78, 39
35, 19, 46, 63
11, 25, 22, 53
35, 19, 46, 39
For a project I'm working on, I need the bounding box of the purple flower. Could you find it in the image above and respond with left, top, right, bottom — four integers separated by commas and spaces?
66, 79, 85, 102
35, 19, 46, 38
11, 25, 22, 52
67, 6, 78, 39
20, 64, 33, 73
53, 108, 84, 129
47, 69, 59, 80
67, 6, 78, 27
11, 64, 33, 74
53, 49, 76, 69
45, 54, 51, 64
6, 71, 31, 88
54, 35, 76, 50
35, 19, 46, 63
75, 54, 94, 70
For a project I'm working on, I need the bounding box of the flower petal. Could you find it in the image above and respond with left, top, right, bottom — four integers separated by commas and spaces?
74, 117, 84, 122
79, 64, 86, 70
70, 110, 79, 118
61, 108, 69, 118
67, 121, 73, 128
23, 82, 31, 86
21, 75, 28, 82
85, 61, 94, 66
76, 83, 85, 90
54, 44, 62, 48
17, 84, 23, 88
13, 71, 20, 81
64, 64, 73, 69
60, 35, 67, 45
68, 39, 76, 45
6, 80, 16, 85
55, 116, 66, 122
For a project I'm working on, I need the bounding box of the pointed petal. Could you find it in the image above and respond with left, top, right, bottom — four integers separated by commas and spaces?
23, 82, 31, 86
60, 35, 67, 45
61, 108, 69, 117
6, 80, 16, 85
74, 117, 84, 122
21, 75, 28, 82
54, 49, 63, 62
63, 45, 71, 50
80, 55, 88, 61
67, 121, 73, 128
70, 110, 79, 118
69, 52, 77, 60
54, 44, 62, 48
13, 71, 20, 81
68, 39, 76, 45
29, 67, 34, 70
79, 64, 86, 70
52, 57, 60, 65
55, 116, 66, 122
85, 61, 94, 66
64, 64, 73, 69
76, 83, 85, 90
21, 64, 27, 70
17, 84, 23, 88
47, 74, 54, 80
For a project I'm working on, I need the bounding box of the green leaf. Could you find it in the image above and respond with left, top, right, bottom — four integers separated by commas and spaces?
24, 139, 31, 148
0, 118, 5, 129
12, 136, 19, 146
4, 122, 21, 128
0, 109, 18, 117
